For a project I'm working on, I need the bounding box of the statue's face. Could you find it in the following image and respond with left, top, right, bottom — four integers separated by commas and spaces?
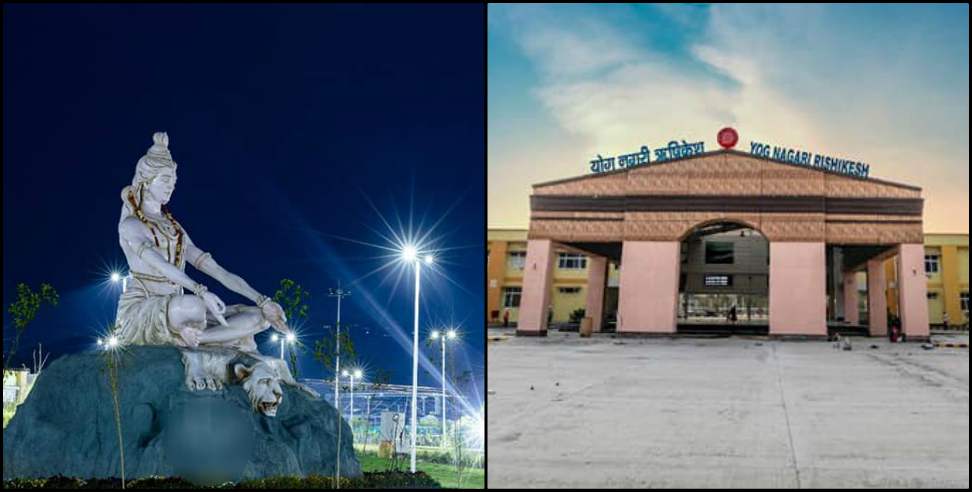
147, 168, 177, 205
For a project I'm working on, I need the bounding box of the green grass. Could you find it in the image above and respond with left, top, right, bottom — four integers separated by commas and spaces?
356, 452, 484, 489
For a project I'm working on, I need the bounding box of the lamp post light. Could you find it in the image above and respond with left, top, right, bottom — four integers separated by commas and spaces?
270, 332, 295, 360
110, 271, 129, 293
402, 244, 434, 473
430, 328, 458, 446
342, 368, 363, 425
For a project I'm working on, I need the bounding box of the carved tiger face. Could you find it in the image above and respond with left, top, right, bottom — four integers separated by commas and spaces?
235, 362, 284, 416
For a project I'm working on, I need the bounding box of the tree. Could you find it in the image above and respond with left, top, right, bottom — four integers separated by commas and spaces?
272, 279, 310, 378
313, 326, 357, 381
4, 283, 59, 372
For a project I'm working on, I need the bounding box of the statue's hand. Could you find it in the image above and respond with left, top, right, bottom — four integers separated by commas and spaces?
261, 300, 287, 325
201, 291, 229, 326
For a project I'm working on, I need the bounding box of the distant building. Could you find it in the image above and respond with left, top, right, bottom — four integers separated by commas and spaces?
3, 369, 37, 407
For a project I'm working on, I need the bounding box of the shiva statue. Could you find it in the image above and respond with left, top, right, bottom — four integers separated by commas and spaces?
114, 132, 291, 354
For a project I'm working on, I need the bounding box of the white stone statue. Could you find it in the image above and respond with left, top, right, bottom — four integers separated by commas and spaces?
114, 132, 292, 355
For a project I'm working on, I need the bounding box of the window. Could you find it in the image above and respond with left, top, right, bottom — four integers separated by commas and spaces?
502, 287, 522, 308
507, 251, 526, 270
558, 287, 581, 294
961, 292, 969, 312
704, 275, 732, 287
927, 292, 938, 300
924, 255, 940, 274
558, 253, 587, 269
705, 242, 734, 264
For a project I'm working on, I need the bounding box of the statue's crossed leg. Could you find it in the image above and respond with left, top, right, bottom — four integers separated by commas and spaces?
168, 296, 267, 351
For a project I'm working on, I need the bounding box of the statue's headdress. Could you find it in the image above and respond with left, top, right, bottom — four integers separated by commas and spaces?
132, 132, 177, 187
121, 131, 178, 219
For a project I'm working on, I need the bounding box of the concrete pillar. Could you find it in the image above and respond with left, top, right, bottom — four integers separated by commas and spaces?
617, 241, 680, 334
867, 259, 888, 337
843, 271, 859, 325
769, 242, 827, 336
516, 239, 555, 336
897, 243, 930, 340
585, 256, 608, 332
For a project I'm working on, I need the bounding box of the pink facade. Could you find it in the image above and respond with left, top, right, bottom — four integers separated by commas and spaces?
585, 256, 608, 332
617, 241, 680, 333
517, 239, 555, 335
896, 244, 931, 339
867, 259, 888, 337
769, 242, 827, 336
843, 271, 859, 325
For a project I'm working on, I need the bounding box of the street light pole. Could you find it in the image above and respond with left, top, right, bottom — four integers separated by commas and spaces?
441, 334, 447, 443
402, 246, 433, 474
349, 373, 355, 423
410, 260, 420, 474
329, 284, 351, 408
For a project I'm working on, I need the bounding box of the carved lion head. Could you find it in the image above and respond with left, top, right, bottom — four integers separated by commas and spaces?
234, 361, 284, 417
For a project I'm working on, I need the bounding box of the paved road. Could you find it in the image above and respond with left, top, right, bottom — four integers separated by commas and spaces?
487, 332, 969, 488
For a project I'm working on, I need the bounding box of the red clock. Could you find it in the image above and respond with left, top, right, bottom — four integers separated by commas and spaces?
717, 127, 738, 149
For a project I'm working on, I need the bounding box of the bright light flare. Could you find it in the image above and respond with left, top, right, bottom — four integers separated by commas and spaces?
353, 369, 363, 379
110, 272, 121, 283
285, 332, 296, 343
270, 334, 279, 342
430, 330, 440, 340
424, 254, 434, 265
401, 244, 418, 262
106, 336, 119, 348
447, 329, 457, 340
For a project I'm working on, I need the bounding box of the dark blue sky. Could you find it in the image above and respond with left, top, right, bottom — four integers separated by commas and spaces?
3, 4, 484, 402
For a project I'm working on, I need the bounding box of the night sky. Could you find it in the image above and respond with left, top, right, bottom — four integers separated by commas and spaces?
3, 4, 484, 403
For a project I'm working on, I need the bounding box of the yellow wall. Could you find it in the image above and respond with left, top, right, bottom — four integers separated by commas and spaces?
487, 229, 606, 325
486, 237, 509, 323
885, 234, 969, 325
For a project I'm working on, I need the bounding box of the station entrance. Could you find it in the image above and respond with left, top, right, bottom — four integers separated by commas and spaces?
516, 148, 930, 341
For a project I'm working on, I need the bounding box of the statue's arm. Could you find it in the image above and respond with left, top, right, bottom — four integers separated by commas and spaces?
120, 217, 208, 295
184, 238, 265, 304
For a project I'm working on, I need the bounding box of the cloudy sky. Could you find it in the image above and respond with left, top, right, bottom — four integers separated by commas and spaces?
489, 3, 969, 233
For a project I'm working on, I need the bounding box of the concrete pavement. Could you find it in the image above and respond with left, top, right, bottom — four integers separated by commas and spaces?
487, 331, 969, 488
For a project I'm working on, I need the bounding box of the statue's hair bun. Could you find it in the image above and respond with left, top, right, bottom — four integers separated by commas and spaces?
152, 132, 169, 149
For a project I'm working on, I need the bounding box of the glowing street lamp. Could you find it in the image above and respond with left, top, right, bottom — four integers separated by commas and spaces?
110, 271, 129, 293
342, 368, 363, 425
402, 244, 434, 473
270, 332, 295, 360
430, 328, 459, 445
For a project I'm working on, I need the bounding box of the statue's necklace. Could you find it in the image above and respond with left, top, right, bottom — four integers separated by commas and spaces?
127, 190, 184, 267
